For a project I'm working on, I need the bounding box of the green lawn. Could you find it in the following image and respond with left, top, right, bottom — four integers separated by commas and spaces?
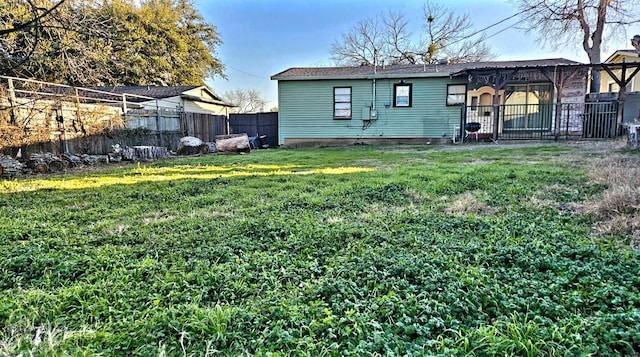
1, 144, 638, 356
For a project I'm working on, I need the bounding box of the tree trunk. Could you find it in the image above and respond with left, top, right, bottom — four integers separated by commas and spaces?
132, 146, 168, 161
215, 134, 251, 154
27, 153, 64, 174
0, 155, 23, 178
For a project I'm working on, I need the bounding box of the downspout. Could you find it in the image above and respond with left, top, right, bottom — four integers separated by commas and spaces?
372, 78, 376, 115
372, 50, 377, 117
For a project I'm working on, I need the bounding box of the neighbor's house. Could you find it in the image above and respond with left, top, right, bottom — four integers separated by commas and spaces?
93, 85, 234, 115
271, 58, 588, 146
600, 50, 640, 93
88, 85, 236, 141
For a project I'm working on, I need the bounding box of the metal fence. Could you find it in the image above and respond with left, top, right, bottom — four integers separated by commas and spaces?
229, 112, 279, 148
461, 101, 619, 142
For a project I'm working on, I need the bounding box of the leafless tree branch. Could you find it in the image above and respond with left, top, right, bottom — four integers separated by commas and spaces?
330, 2, 493, 66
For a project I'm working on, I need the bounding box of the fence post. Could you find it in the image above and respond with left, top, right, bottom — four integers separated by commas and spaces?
122, 94, 128, 113
7, 78, 17, 124
565, 104, 570, 140
460, 105, 466, 144
74, 87, 83, 134
492, 100, 500, 142
155, 99, 164, 147
554, 100, 561, 141
255, 112, 260, 136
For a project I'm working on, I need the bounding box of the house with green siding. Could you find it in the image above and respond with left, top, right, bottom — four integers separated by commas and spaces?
271, 58, 586, 146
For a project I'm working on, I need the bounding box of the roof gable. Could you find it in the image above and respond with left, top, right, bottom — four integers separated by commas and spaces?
182, 86, 223, 102
604, 49, 640, 63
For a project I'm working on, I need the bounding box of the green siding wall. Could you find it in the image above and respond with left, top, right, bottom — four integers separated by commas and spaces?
277, 77, 466, 144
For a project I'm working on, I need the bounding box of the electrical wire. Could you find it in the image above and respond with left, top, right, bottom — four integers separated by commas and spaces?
224, 64, 270, 80
447, 7, 533, 47
482, 22, 521, 41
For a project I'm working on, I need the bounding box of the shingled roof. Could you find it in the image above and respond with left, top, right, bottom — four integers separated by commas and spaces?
91, 86, 201, 101
271, 58, 583, 80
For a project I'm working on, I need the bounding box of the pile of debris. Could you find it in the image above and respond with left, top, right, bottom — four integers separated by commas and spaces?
109, 144, 169, 162
175, 134, 252, 156
0, 134, 257, 179
0, 144, 170, 179
176, 136, 212, 155
0, 155, 23, 178
0, 152, 108, 178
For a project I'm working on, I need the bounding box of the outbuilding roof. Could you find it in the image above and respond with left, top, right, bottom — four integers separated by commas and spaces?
271, 58, 584, 80
90, 85, 233, 106
92, 85, 201, 101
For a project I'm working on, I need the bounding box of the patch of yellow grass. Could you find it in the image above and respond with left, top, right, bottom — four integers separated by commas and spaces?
443, 191, 492, 216
584, 155, 640, 248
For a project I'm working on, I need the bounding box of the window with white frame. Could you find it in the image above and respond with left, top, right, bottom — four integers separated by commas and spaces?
394, 83, 412, 107
334, 87, 351, 119
447, 84, 466, 106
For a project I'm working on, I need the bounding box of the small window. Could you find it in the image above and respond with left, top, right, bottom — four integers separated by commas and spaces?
394, 83, 412, 107
470, 96, 478, 110
447, 84, 466, 106
334, 87, 351, 119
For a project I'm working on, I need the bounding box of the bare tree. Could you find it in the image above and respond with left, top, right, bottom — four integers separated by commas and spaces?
512, 0, 640, 92
420, 2, 493, 64
330, 15, 389, 66
330, 2, 493, 66
223, 89, 267, 114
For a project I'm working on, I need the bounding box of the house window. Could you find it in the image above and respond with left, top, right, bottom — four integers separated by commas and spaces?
334, 87, 351, 119
503, 83, 553, 131
470, 96, 478, 110
394, 83, 412, 107
447, 84, 466, 106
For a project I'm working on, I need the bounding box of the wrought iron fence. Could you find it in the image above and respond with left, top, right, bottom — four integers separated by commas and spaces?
461, 101, 619, 142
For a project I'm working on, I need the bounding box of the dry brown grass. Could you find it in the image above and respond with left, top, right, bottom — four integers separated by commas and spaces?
443, 190, 493, 216
585, 155, 640, 248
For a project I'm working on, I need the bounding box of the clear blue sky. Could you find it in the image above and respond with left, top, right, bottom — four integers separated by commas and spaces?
196, 0, 640, 109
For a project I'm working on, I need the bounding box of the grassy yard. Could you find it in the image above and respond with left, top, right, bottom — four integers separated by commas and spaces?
0, 142, 639, 356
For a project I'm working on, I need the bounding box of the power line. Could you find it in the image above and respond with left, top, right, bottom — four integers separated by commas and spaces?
447, 8, 532, 47
483, 22, 520, 41
224, 64, 270, 80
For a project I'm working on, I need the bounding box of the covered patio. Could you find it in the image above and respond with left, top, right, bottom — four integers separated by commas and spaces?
454, 61, 640, 142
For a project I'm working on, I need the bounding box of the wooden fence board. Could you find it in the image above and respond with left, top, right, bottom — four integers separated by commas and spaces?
184, 112, 227, 142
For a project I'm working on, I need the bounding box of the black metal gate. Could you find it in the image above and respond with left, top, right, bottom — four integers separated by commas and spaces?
229, 112, 278, 148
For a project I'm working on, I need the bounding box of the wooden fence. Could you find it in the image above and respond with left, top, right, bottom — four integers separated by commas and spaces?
183, 112, 227, 142
1, 107, 231, 157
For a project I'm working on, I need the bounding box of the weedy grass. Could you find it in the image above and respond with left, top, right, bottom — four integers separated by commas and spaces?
1, 143, 639, 355
583, 155, 640, 248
